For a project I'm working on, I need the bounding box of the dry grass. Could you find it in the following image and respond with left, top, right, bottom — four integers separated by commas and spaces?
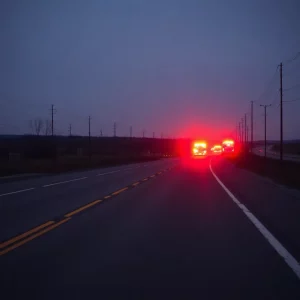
0, 154, 164, 176
228, 153, 300, 190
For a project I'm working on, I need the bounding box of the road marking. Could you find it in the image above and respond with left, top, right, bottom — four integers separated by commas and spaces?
43, 177, 87, 187
132, 182, 140, 186
0, 218, 71, 256
123, 167, 133, 171
0, 188, 35, 197
111, 187, 128, 196
209, 160, 300, 280
104, 195, 111, 199
0, 221, 55, 249
97, 170, 120, 176
65, 200, 102, 218
150, 175, 155, 178
157, 172, 162, 175
142, 178, 148, 181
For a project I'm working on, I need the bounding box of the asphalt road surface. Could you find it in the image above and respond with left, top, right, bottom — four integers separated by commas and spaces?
253, 146, 300, 163
1, 157, 300, 299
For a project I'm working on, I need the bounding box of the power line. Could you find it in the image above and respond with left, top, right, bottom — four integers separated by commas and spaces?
283, 61, 300, 77
283, 97, 300, 103
284, 83, 300, 91
284, 51, 300, 65
255, 66, 279, 105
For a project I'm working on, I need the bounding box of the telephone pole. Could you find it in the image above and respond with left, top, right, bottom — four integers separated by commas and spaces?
241, 117, 244, 145
251, 101, 254, 152
247, 126, 249, 145
260, 104, 271, 158
130, 126, 132, 138
51, 104, 55, 136
88, 116, 91, 160
100, 129, 103, 137
279, 62, 283, 161
113, 122, 116, 137
244, 114, 247, 146
69, 124, 72, 137
239, 122, 241, 142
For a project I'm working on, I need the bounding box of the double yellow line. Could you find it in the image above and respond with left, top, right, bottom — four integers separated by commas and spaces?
0, 219, 70, 256
0, 167, 172, 256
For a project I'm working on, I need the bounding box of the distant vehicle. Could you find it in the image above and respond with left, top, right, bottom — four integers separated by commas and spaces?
193, 141, 207, 156
211, 145, 222, 154
222, 140, 235, 154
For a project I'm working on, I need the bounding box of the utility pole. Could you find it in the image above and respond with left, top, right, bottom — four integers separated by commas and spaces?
251, 101, 254, 152
239, 122, 241, 142
247, 126, 249, 145
51, 104, 55, 136
279, 62, 283, 161
244, 114, 247, 147
69, 124, 72, 137
130, 126, 132, 138
241, 118, 244, 145
88, 116, 91, 160
260, 104, 271, 158
100, 129, 103, 137
113, 122, 116, 137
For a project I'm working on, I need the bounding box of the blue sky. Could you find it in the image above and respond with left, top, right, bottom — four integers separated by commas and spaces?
1, 0, 299, 140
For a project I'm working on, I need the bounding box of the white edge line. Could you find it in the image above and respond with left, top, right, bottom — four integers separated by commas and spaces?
43, 177, 87, 187
209, 159, 300, 280
0, 188, 35, 197
97, 170, 120, 176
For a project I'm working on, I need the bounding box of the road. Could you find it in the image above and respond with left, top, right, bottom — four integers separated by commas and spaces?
253, 146, 300, 162
1, 157, 300, 299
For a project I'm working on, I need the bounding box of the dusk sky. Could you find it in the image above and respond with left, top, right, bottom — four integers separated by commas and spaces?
1, 0, 300, 140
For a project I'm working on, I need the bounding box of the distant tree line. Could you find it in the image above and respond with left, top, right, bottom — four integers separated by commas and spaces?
29, 119, 51, 136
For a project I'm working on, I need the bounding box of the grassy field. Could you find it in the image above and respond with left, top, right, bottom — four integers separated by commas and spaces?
0, 135, 184, 176
271, 143, 300, 155
0, 154, 170, 176
228, 152, 300, 190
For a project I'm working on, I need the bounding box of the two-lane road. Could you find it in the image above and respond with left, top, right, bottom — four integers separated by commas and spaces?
1, 157, 300, 299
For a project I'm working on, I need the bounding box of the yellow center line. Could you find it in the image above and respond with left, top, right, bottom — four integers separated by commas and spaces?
0, 218, 71, 256
132, 182, 140, 186
111, 187, 128, 196
0, 220, 55, 249
104, 195, 111, 199
142, 178, 148, 181
65, 200, 102, 218
150, 175, 155, 178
